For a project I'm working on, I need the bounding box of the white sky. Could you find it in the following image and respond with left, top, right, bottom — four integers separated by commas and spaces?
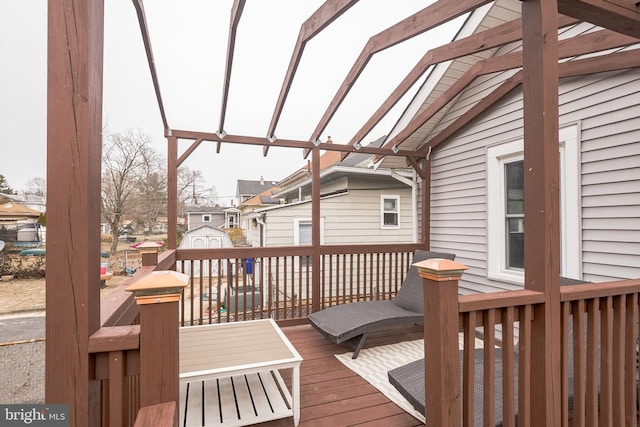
1, 0, 463, 204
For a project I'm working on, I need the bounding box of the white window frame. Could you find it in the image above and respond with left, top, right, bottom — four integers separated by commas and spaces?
293, 218, 324, 270
487, 140, 524, 283
381, 195, 400, 229
202, 214, 211, 223
293, 218, 325, 245
486, 125, 580, 284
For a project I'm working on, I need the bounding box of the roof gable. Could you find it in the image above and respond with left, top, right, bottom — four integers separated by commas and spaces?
0, 202, 42, 218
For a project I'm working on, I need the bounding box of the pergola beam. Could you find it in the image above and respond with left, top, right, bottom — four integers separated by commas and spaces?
169, 129, 415, 157
264, 0, 359, 156
217, 0, 246, 135
345, 15, 578, 154
376, 27, 638, 160
558, 0, 640, 39
304, 0, 492, 157
413, 46, 640, 157
132, 0, 170, 133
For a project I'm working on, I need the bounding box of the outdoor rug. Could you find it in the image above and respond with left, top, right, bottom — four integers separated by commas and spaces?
335, 336, 485, 423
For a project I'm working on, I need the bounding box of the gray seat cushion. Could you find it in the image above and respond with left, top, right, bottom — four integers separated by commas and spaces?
393, 250, 456, 313
308, 250, 456, 348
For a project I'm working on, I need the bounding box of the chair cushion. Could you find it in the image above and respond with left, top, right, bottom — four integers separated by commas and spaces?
393, 250, 455, 313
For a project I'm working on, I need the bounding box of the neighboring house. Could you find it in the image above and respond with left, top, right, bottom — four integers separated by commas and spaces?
0, 193, 46, 213
245, 139, 417, 248
238, 187, 282, 246
236, 177, 277, 204
376, 16, 640, 294
185, 205, 240, 232
0, 202, 42, 244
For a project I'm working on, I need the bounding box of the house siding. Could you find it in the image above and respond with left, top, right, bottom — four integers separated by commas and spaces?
429, 67, 640, 293
187, 213, 225, 230
264, 188, 414, 247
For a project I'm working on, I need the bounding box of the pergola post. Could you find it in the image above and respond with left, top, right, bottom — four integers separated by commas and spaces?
167, 135, 178, 249
46, 1, 105, 425
522, 0, 561, 425
311, 146, 321, 312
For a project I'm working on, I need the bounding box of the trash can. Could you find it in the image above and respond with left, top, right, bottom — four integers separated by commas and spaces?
244, 258, 253, 274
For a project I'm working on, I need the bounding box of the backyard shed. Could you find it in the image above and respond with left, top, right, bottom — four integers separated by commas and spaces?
178, 225, 234, 277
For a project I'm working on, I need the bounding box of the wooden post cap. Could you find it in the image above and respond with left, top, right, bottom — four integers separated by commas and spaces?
127, 270, 189, 304
135, 241, 165, 253
413, 258, 469, 282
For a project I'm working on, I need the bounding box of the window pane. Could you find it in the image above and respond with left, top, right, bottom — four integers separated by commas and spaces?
505, 161, 524, 215
507, 218, 524, 269
298, 222, 312, 267
298, 222, 312, 245
384, 199, 397, 211
383, 212, 398, 226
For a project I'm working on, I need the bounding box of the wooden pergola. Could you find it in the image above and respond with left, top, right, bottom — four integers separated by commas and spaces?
46, 0, 639, 425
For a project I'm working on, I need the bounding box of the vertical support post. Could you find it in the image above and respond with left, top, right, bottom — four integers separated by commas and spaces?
167, 136, 178, 249
311, 146, 321, 312
420, 157, 431, 248
127, 271, 188, 426
522, 0, 561, 425
46, 1, 104, 425
414, 258, 468, 427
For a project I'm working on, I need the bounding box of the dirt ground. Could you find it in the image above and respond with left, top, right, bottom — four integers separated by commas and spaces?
0, 275, 129, 315
0, 235, 165, 315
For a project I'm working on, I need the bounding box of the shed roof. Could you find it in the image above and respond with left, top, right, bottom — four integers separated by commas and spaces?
0, 202, 41, 218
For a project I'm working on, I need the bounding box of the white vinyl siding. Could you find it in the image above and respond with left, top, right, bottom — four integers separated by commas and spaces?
263, 188, 414, 247
429, 67, 640, 293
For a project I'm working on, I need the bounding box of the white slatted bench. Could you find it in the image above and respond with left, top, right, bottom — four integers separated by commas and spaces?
179, 319, 303, 426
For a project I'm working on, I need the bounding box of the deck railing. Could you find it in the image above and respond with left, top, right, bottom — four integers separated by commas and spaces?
423, 260, 640, 426
89, 244, 419, 425
174, 243, 422, 325
89, 250, 178, 426
90, 244, 640, 426
559, 279, 640, 426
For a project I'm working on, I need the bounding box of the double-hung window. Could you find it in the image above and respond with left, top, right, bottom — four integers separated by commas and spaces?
381, 195, 400, 228
487, 125, 580, 283
293, 218, 324, 268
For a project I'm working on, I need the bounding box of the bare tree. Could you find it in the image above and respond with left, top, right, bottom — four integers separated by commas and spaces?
133, 146, 167, 235
177, 166, 218, 210
26, 177, 47, 197
102, 130, 216, 252
102, 130, 155, 253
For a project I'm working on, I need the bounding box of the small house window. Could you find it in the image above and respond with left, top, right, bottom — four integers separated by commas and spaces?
202, 214, 211, 222
381, 195, 400, 228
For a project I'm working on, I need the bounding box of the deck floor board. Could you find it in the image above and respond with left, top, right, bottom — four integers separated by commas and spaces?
259, 323, 423, 427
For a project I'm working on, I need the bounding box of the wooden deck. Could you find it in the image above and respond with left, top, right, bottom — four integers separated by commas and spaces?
262, 323, 424, 427
181, 322, 425, 427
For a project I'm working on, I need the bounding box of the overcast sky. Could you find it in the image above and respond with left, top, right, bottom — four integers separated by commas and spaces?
1, 1, 462, 204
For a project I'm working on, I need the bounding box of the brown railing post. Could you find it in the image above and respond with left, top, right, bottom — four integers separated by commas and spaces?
414, 258, 468, 427
136, 241, 165, 267
127, 271, 188, 426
